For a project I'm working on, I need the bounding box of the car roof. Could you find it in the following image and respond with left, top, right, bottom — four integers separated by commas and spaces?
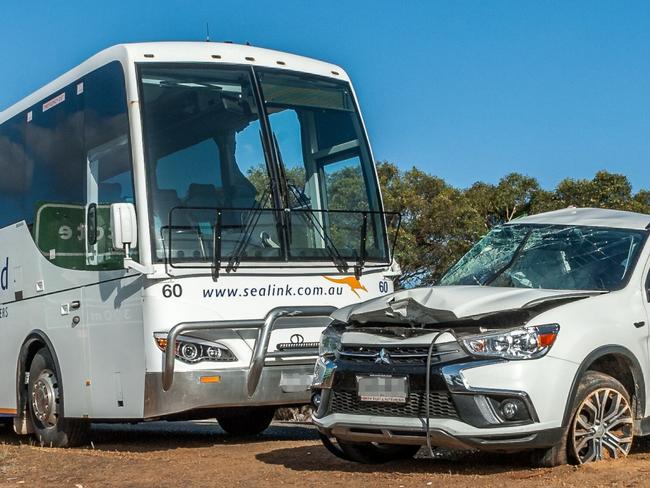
510, 207, 650, 230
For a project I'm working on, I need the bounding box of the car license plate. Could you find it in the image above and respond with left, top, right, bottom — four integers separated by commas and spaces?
357, 375, 408, 404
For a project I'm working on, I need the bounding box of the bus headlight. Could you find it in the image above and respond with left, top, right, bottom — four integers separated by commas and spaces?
154, 333, 237, 363
461, 324, 559, 360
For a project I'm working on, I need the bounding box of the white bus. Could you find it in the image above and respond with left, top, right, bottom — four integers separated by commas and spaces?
0, 42, 398, 446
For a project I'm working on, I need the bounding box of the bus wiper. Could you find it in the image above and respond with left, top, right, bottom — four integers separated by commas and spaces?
354, 212, 368, 279
225, 190, 270, 273
271, 133, 292, 238
287, 185, 349, 273
212, 210, 222, 281
271, 131, 348, 273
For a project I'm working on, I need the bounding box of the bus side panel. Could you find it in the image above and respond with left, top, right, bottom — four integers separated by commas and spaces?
83, 276, 145, 418
0, 290, 92, 418
35, 288, 90, 418
0, 222, 138, 419
0, 301, 26, 414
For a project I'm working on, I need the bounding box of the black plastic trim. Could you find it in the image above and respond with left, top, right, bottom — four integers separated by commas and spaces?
457, 426, 565, 452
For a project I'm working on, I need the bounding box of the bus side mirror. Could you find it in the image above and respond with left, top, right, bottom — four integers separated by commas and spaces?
110, 203, 138, 255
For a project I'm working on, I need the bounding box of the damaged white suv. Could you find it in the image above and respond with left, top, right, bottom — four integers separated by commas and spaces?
312, 207, 650, 465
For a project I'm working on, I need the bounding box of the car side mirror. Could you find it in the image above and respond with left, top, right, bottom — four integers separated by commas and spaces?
110, 203, 138, 255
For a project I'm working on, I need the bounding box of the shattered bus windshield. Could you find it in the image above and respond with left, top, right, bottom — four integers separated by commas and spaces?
438, 224, 646, 291
138, 64, 389, 267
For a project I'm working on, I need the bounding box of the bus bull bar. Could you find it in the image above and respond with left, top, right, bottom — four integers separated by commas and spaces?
162, 306, 336, 394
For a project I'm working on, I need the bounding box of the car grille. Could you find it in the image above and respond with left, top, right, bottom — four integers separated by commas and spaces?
339, 345, 461, 365
330, 390, 458, 419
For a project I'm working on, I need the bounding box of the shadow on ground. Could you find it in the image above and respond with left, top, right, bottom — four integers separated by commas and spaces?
255, 444, 539, 476
0, 420, 319, 453
255, 431, 650, 475
2, 419, 650, 477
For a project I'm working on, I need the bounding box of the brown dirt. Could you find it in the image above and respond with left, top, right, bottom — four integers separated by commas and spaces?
0, 421, 649, 487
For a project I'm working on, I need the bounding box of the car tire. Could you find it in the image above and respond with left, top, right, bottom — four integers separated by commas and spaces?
532, 370, 634, 466
336, 440, 420, 464
28, 348, 89, 447
216, 406, 275, 436
531, 429, 569, 467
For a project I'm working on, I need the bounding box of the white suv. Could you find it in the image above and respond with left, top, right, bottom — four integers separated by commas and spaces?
312, 207, 650, 465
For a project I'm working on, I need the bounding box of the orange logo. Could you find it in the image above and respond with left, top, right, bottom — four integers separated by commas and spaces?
323, 276, 368, 298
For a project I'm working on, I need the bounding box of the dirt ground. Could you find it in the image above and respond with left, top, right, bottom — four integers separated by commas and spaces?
0, 421, 649, 487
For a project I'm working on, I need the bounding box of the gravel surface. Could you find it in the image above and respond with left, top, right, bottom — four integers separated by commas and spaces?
0, 421, 649, 487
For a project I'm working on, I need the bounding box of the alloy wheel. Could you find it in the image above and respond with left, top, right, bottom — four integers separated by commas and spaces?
571, 387, 633, 463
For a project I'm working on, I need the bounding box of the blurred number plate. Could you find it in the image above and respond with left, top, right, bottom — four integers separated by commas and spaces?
357, 375, 408, 403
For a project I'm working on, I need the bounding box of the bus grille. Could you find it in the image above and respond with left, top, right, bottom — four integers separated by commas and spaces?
330, 390, 458, 419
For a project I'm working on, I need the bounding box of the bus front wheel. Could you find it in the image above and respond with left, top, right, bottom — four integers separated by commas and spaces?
216, 406, 275, 436
27, 348, 89, 447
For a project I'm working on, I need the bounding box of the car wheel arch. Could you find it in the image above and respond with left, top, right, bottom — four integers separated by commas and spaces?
562, 344, 645, 427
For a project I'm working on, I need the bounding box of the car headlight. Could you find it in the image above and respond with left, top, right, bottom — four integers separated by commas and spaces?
461, 324, 559, 360
154, 333, 237, 363
319, 322, 345, 357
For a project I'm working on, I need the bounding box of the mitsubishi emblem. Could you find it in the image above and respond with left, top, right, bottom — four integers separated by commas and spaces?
375, 348, 391, 365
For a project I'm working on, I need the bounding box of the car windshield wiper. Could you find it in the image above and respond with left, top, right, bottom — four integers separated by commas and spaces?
483, 229, 533, 286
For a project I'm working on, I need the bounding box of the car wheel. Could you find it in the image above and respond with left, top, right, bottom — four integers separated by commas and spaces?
532, 370, 633, 466
336, 439, 420, 464
216, 406, 275, 436
28, 348, 89, 447
569, 371, 634, 463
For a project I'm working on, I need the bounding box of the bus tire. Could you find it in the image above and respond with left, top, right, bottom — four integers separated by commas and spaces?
27, 348, 89, 447
216, 406, 275, 436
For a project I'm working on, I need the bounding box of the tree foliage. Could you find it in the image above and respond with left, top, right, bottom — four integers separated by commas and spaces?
376, 163, 650, 288
246, 161, 650, 289
378, 163, 484, 286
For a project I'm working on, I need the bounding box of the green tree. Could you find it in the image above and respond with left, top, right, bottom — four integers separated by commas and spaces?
377, 162, 484, 287
553, 171, 650, 212
466, 173, 541, 229
247, 162, 650, 289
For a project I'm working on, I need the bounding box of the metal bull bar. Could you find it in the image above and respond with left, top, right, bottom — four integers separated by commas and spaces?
162, 306, 336, 394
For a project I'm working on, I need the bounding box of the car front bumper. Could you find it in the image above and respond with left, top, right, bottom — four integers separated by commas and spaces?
313, 412, 565, 452
312, 354, 577, 452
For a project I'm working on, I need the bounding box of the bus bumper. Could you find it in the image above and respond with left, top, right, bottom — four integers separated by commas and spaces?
143, 364, 314, 418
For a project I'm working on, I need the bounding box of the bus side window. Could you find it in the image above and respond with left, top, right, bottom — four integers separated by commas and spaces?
23, 61, 134, 271
26, 81, 86, 269
0, 115, 27, 229
83, 61, 135, 269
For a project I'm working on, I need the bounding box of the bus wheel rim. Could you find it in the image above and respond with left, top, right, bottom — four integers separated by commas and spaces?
31, 368, 59, 428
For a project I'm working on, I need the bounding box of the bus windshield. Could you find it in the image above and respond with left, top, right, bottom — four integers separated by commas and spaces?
438, 224, 646, 291
139, 64, 388, 268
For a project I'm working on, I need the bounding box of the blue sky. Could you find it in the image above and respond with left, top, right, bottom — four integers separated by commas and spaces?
1, 1, 648, 190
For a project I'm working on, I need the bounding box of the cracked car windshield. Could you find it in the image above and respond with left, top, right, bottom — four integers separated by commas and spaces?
438, 224, 646, 291
139, 65, 386, 265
